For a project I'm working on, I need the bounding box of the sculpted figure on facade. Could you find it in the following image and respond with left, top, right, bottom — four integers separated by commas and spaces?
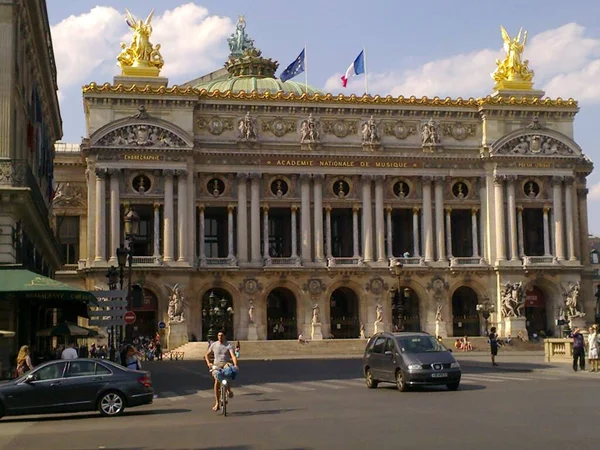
248, 300, 255, 324
492, 26, 533, 86
435, 302, 443, 322
501, 282, 525, 318
228, 15, 255, 58
376, 303, 384, 323
312, 303, 320, 324
421, 118, 441, 146
239, 112, 257, 141
361, 115, 381, 147
53, 182, 84, 207
564, 281, 585, 317
118, 10, 164, 73
166, 284, 186, 323
300, 114, 320, 145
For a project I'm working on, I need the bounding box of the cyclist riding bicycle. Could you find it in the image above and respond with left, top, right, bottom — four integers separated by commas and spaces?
205, 331, 239, 411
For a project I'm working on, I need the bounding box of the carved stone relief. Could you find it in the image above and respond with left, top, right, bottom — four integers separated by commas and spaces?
240, 277, 262, 295
442, 122, 476, 141
495, 134, 574, 155
261, 117, 297, 137
97, 125, 187, 148
53, 182, 86, 207
322, 119, 358, 138
383, 121, 417, 139
197, 116, 234, 135
365, 277, 387, 295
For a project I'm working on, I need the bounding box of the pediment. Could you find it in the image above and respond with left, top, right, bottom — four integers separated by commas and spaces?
491, 126, 582, 157
89, 107, 193, 149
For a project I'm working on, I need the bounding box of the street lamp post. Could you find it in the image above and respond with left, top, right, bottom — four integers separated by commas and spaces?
116, 206, 139, 344
390, 261, 405, 331
202, 291, 234, 342
105, 265, 119, 348
476, 301, 495, 336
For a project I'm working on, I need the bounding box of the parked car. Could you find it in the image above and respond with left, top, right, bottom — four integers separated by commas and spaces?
363, 332, 461, 391
0, 358, 153, 419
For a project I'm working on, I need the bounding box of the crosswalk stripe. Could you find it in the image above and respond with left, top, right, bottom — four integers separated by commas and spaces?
325, 379, 365, 387
460, 375, 503, 383
242, 384, 281, 393
160, 391, 185, 400
467, 373, 532, 381
301, 381, 346, 390
268, 383, 316, 391
195, 390, 214, 398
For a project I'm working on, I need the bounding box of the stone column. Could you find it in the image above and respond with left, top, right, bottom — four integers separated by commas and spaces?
422, 178, 434, 262
434, 177, 446, 262
177, 170, 188, 263
109, 169, 120, 263
326, 206, 333, 259
362, 175, 374, 262
250, 174, 262, 263
163, 170, 174, 262
313, 175, 324, 263
543, 206, 551, 256
236, 173, 248, 263
578, 188, 591, 265
412, 207, 420, 258
565, 177, 576, 261
187, 168, 196, 264
291, 205, 299, 260
94, 169, 106, 262
198, 205, 206, 263
517, 206, 524, 258
86, 166, 96, 265
386, 206, 393, 259
552, 176, 566, 261
262, 205, 270, 263
227, 205, 235, 260
352, 205, 360, 258
506, 176, 518, 261
300, 174, 312, 263
445, 208, 452, 259
472, 208, 479, 257
153, 203, 161, 259
375, 176, 386, 262
479, 180, 488, 262
494, 174, 506, 262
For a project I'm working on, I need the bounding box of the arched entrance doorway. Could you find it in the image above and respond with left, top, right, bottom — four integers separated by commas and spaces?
330, 287, 360, 338
201, 289, 234, 341
452, 287, 480, 336
132, 289, 158, 339
525, 286, 547, 337
266, 288, 297, 340
392, 287, 420, 332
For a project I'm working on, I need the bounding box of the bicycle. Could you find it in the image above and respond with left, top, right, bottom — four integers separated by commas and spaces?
211, 365, 238, 417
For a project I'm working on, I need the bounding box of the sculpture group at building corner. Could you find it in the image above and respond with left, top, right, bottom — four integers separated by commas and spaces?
117, 9, 164, 77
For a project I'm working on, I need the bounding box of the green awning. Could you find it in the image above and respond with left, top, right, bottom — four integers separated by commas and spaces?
0, 269, 98, 306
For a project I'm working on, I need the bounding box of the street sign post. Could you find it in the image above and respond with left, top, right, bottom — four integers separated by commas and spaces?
158, 321, 166, 329
124, 311, 136, 325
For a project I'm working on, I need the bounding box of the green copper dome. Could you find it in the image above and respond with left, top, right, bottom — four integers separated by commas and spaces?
193, 16, 323, 96
194, 77, 323, 96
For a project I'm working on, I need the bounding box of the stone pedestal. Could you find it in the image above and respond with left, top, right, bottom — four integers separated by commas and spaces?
569, 316, 588, 337
373, 321, 388, 334
504, 316, 528, 340
311, 322, 323, 340
247, 323, 258, 341
167, 321, 188, 350
425, 321, 447, 338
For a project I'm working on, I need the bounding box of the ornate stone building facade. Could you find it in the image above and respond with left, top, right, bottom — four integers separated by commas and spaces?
54, 19, 594, 345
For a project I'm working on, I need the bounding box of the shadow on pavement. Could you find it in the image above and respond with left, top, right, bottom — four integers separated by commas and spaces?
1, 408, 191, 423
457, 359, 549, 374
227, 407, 300, 417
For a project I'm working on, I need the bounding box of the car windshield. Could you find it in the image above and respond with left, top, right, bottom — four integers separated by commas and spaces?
395, 335, 447, 353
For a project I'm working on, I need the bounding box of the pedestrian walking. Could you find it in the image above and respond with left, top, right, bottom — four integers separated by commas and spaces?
572, 327, 585, 371
15, 345, 34, 377
61, 341, 79, 360
588, 325, 599, 372
488, 327, 499, 367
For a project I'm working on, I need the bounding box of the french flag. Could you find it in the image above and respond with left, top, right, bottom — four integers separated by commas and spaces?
341, 50, 365, 88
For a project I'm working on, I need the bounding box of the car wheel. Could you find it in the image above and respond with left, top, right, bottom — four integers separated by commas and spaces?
446, 382, 460, 391
395, 370, 408, 392
0, 402, 4, 420
98, 391, 126, 417
365, 368, 378, 389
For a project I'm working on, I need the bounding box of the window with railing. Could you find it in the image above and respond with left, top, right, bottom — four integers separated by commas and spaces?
57, 216, 80, 264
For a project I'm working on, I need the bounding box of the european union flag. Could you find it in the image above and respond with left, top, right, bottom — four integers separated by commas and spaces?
280, 49, 305, 83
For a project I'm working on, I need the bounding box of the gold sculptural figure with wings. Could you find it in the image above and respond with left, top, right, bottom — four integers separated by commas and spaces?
117, 9, 164, 76
492, 26, 534, 89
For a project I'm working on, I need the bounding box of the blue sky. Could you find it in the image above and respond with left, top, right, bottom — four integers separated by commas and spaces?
47, 0, 600, 233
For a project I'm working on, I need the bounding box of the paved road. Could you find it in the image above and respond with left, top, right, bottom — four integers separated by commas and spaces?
1, 354, 598, 450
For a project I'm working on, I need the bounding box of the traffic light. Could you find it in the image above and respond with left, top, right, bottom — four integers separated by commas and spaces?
132, 284, 143, 309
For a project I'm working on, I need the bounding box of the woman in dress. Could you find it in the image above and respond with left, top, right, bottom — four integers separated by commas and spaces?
15, 345, 34, 377
588, 325, 599, 372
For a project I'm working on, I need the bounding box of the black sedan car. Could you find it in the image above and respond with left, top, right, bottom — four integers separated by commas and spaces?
0, 358, 153, 419
363, 332, 461, 391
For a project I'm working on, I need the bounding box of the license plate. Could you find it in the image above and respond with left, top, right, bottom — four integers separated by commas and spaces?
431, 373, 448, 378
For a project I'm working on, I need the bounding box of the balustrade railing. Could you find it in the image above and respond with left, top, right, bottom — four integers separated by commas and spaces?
523, 256, 555, 265
268, 257, 301, 266
327, 257, 363, 267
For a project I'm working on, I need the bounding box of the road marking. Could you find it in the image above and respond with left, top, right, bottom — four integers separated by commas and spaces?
460, 375, 503, 383
160, 391, 185, 401
301, 381, 346, 390
196, 390, 215, 399
176, 366, 211, 379
324, 379, 364, 387
265, 382, 316, 392
242, 384, 281, 393
469, 373, 532, 381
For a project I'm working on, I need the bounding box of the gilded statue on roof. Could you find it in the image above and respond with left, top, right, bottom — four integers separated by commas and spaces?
492, 26, 534, 90
228, 15, 255, 58
117, 9, 164, 76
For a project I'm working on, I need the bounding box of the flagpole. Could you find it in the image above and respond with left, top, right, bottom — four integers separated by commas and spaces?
304, 43, 308, 94
364, 46, 369, 96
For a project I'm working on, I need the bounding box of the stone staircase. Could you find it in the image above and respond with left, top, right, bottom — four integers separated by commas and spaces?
171, 337, 544, 360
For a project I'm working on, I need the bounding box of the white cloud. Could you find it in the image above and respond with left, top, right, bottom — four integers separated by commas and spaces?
588, 182, 600, 201
51, 3, 234, 92
325, 23, 600, 102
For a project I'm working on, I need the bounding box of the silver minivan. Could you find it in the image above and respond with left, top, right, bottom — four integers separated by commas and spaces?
363, 332, 461, 391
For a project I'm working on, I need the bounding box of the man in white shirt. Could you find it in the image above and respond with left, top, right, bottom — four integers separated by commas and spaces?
61, 342, 78, 360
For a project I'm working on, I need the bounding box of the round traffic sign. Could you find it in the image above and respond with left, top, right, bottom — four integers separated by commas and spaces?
124, 311, 136, 325
158, 321, 166, 329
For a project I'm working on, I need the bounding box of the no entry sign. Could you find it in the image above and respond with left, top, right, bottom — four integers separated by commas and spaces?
124, 311, 137, 325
